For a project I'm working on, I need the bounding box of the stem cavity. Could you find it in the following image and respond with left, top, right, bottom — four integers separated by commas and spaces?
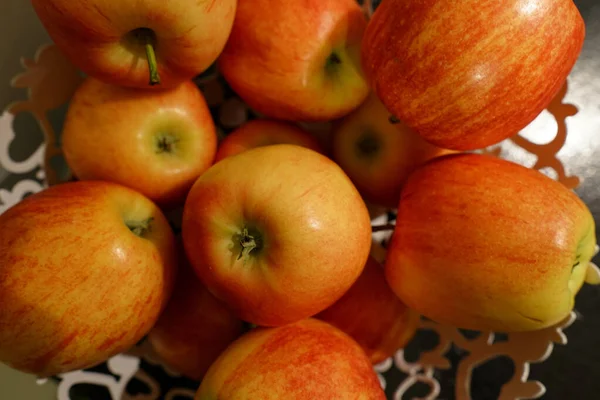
127, 218, 154, 237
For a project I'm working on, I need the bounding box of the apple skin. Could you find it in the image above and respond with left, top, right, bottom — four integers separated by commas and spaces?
332, 93, 453, 208
31, 0, 237, 89
0, 181, 178, 377
182, 144, 372, 327
215, 119, 325, 162
361, 0, 585, 150
62, 78, 217, 208
218, 0, 369, 121
148, 249, 244, 381
385, 153, 597, 332
316, 256, 420, 364
195, 319, 386, 399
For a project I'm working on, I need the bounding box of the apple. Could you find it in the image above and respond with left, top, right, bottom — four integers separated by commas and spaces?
148, 247, 244, 381
332, 92, 452, 208
361, 0, 585, 150
218, 0, 370, 121
182, 144, 372, 327
62, 78, 218, 208
0, 181, 177, 377
316, 255, 420, 364
195, 318, 386, 399
385, 153, 597, 332
31, 0, 237, 88
215, 119, 324, 162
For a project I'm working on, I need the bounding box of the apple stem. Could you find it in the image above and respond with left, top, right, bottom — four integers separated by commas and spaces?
238, 228, 258, 260
144, 37, 161, 86
127, 218, 154, 237
371, 224, 396, 233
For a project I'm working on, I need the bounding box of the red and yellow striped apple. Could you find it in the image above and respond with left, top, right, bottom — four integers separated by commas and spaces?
361, 0, 585, 150
218, 0, 369, 121
195, 319, 386, 399
31, 0, 237, 88
317, 256, 420, 364
215, 119, 324, 162
0, 181, 178, 377
332, 93, 452, 208
385, 154, 597, 332
62, 78, 217, 208
182, 145, 372, 327
148, 252, 244, 381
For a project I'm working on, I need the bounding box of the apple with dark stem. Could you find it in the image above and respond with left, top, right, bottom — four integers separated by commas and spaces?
31, 0, 237, 88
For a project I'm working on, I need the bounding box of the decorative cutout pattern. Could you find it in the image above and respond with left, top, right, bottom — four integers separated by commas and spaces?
0, 43, 594, 400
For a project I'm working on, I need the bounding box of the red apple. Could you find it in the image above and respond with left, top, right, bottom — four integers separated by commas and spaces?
62, 78, 217, 208
218, 0, 370, 121
31, 0, 237, 88
148, 249, 244, 381
385, 154, 597, 332
182, 144, 372, 327
0, 181, 177, 377
195, 319, 386, 399
215, 119, 324, 162
316, 255, 420, 364
361, 0, 585, 150
332, 93, 453, 208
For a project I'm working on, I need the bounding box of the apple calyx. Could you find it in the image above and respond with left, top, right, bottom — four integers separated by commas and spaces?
325, 51, 343, 76
156, 134, 179, 154
126, 217, 154, 237
237, 227, 262, 261
389, 115, 400, 124
356, 130, 381, 159
129, 28, 161, 86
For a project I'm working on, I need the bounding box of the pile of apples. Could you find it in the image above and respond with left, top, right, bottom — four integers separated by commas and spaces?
0, 0, 597, 398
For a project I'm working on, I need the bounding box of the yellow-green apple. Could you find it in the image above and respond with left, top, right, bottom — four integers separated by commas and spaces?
385, 153, 598, 332
316, 255, 420, 364
62, 78, 217, 208
0, 181, 177, 377
332, 93, 452, 208
195, 318, 386, 399
182, 144, 372, 327
361, 0, 585, 150
215, 119, 324, 162
218, 0, 369, 121
31, 0, 237, 88
148, 250, 244, 381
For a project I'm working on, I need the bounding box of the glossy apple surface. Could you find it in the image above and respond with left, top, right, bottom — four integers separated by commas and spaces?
219, 0, 369, 121
332, 93, 452, 208
0, 181, 177, 377
361, 0, 585, 150
195, 319, 386, 399
182, 145, 372, 327
385, 154, 597, 332
62, 78, 217, 208
215, 119, 324, 162
317, 256, 420, 364
148, 251, 244, 381
31, 0, 237, 88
